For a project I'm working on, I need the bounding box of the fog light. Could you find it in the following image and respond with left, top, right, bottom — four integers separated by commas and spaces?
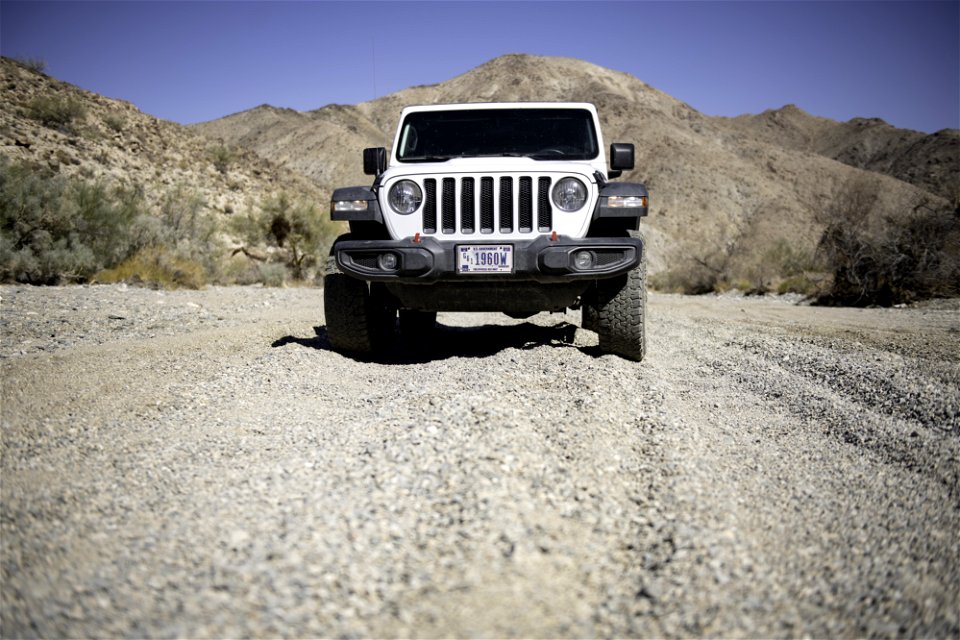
574, 250, 594, 270
378, 253, 398, 271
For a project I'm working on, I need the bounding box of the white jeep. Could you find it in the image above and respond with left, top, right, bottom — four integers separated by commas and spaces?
326, 102, 649, 360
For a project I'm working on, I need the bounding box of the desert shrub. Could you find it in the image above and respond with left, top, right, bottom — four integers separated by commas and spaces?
738, 238, 821, 294
0, 158, 224, 286
777, 274, 821, 296
103, 114, 125, 133
14, 56, 47, 74
95, 247, 206, 289
0, 158, 140, 283
815, 177, 960, 305
255, 262, 289, 288
231, 192, 338, 282
208, 144, 234, 175
649, 262, 721, 294
24, 96, 86, 133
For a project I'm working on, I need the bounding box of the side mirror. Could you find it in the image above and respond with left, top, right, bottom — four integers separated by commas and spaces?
609, 143, 635, 172
363, 147, 387, 176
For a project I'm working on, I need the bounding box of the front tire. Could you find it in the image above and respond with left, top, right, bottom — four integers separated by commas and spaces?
324, 255, 395, 354
595, 244, 646, 362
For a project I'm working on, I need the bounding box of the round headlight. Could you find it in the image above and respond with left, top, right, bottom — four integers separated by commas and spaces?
388, 180, 422, 215
552, 178, 587, 212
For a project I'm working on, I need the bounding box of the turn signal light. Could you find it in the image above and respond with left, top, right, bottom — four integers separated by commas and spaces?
606, 195, 647, 208
333, 200, 369, 212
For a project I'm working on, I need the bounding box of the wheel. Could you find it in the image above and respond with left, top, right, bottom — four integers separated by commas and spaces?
595, 238, 646, 361
323, 255, 395, 354
399, 310, 437, 341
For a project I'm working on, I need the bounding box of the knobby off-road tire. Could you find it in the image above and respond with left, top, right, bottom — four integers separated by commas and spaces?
323, 256, 395, 355
595, 244, 647, 362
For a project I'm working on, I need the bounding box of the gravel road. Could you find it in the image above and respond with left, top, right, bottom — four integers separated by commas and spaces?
2, 284, 958, 638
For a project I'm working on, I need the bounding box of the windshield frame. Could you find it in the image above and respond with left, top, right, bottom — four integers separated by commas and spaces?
395, 107, 600, 163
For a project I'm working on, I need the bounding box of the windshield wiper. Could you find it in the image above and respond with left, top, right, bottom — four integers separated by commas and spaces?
470, 152, 527, 158
401, 155, 454, 163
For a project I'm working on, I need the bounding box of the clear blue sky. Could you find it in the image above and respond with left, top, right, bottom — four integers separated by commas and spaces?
2, 1, 958, 133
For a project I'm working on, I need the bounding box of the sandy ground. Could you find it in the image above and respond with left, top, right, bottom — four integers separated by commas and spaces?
2, 285, 958, 637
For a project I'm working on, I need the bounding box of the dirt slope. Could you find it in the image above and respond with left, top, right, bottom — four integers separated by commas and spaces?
723, 104, 960, 200
0, 57, 325, 217
2, 285, 958, 637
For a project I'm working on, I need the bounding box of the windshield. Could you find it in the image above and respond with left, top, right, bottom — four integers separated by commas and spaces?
397, 108, 599, 162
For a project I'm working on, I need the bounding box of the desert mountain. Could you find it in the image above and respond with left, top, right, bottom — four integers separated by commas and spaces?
721, 104, 959, 200
0, 57, 324, 220
193, 54, 956, 275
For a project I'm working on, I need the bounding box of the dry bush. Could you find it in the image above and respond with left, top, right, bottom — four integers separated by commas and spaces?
95, 247, 206, 289
650, 209, 822, 296
13, 56, 46, 74
815, 176, 960, 305
24, 96, 86, 134
230, 192, 340, 283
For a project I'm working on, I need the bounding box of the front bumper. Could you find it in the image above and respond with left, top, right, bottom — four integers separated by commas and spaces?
334, 235, 643, 283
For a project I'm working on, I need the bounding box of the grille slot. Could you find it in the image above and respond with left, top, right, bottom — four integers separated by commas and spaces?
518, 177, 533, 233
480, 178, 494, 233
352, 254, 380, 269
499, 177, 513, 233
460, 178, 475, 234
423, 179, 436, 234
441, 178, 456, 234
538, 177, 552, 232
595, 250, 627, 266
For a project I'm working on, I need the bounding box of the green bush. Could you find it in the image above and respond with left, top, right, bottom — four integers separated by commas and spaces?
0, 158, 138, 283
24, 96, 86, 133
231, 192, 338, 282
208, 145, 234, 175
0, 158, 224, 287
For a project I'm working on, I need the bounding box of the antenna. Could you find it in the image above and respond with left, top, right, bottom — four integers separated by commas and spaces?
371, 35, 377, 101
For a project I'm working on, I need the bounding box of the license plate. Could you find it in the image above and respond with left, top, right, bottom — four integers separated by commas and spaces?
457, 245, 513, 274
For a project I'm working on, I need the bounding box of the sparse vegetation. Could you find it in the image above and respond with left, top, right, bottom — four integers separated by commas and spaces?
95, 246, 207, 289
649, 232, 822, 297
815, 177, 960, 305
13, 56, 46, 74
103, 114, 125, 133
24, 96, 86, 133
208, 144, 234, 175
230, 192, 339, 283
0, 158, 221, 287
0, 158, 138, 283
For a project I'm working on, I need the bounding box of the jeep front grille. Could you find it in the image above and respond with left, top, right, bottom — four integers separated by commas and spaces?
421, 175, 554, 236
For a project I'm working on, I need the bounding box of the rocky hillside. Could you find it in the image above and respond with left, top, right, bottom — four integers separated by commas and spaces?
0, 57, 325, 219
192, 54, 956, 278
721, 104, 959, 201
